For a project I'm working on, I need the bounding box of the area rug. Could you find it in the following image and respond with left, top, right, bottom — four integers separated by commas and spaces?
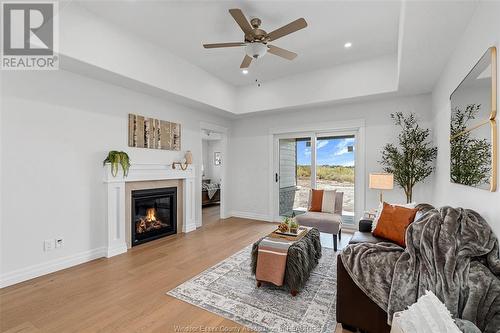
167, 245, 337, 333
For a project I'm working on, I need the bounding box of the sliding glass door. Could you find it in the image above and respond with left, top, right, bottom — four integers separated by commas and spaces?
276, 132, 356, 225
278, 137, 311, 217
315, 135, 356, 225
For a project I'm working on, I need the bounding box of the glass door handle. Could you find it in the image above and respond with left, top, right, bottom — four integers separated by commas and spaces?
275, 173, 279, 182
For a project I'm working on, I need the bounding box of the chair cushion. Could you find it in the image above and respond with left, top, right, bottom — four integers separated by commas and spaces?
295, 211, 342, 234
349, 231, 388, 245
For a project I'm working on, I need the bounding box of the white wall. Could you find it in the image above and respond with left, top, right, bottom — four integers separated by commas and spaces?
201, 139, 223, 183
235, 55, 398, 114
228, 94, 433, 221
205, 140, 223, 184
59, 3, 236, 113
431, 0, 500, 237
0, 69, 231, 285
202, 139, 209, 178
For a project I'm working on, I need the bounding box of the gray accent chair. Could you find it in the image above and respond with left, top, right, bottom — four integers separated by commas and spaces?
295, 191, 343, 251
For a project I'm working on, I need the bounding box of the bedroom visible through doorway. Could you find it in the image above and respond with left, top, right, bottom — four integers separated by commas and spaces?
201, 128, 224, 226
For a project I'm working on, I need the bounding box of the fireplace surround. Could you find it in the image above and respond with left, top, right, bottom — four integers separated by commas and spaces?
104, 163, 195, 257
131, 187, 177, 246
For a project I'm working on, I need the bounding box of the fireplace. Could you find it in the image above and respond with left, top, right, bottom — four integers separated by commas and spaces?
131, 187, 177, 246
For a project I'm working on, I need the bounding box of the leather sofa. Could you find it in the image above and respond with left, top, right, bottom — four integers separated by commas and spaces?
337, 204, 434, 332
336, 218, 392, 333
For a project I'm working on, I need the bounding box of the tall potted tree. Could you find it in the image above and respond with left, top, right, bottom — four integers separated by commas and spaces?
450, 104, 491, 187
380, 112, 437, 203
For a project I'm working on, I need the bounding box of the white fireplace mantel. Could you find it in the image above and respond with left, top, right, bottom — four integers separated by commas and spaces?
103, 163, 196, 258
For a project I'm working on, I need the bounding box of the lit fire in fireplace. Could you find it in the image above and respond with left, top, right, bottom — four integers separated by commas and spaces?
136, 207, 168, 234
145, 208, 156, 221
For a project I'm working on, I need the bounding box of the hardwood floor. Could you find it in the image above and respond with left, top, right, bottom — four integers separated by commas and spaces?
202, 204, 221, 226
0, 216, 352, 333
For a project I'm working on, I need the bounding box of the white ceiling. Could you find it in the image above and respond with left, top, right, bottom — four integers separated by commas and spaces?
79, 0, 401, 86
65, 0, 478, 114
397, 0, 479, 94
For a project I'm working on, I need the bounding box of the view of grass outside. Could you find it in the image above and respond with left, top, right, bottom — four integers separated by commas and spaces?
298, 165, 354, 183
294, 136, 355, 213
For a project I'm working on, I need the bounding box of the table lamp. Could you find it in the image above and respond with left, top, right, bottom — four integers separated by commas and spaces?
369, 173, 394, 203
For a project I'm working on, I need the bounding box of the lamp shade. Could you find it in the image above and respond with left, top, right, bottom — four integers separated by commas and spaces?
185, 151, 193, 165
369, 173, 394, 190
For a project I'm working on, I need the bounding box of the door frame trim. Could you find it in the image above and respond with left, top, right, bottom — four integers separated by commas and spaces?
200, 121, 229, 226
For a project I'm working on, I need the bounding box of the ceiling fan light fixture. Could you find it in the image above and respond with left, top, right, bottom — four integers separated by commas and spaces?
203, 9, 308, 68
245, 42, 267, 59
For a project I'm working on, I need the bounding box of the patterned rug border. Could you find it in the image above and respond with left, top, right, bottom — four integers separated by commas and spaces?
166, 245, 337, 333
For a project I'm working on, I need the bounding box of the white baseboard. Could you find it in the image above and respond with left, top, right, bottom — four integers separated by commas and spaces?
0, 247, 106, 289
106, 245, 127, 258
229, 211, 274, 222
184, 223, 197, 233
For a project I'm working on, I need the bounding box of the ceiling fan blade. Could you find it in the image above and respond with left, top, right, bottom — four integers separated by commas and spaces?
240, 55, 252, 68
267, 45, 297, 60
203, 42, 246, 49
267, 18, 307, 41
229, 9, 253, 35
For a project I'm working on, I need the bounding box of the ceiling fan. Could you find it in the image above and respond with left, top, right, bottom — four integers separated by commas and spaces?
203, 9, 307, 69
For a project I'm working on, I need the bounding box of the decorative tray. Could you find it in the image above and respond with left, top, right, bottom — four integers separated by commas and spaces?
273, 226, 307, 237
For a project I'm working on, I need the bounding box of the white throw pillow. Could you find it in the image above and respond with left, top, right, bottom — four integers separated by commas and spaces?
321, 190, 337, 213
372, 202, 417, 231
391, 290, 461, 333
307, 189, 337, 213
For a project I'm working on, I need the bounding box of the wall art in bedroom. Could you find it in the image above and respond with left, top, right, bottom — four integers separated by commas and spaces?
214, 152, 222, 166
128, 114, 181, 151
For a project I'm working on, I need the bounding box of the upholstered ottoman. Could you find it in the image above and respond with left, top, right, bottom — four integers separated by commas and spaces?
251, 228, 322, 296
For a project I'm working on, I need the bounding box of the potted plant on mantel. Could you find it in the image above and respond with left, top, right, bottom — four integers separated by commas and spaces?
380, 112, 437, 203
103, 151, 131, 177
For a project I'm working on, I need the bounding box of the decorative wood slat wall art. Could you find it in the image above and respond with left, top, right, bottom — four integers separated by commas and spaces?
128, 114, 181, 150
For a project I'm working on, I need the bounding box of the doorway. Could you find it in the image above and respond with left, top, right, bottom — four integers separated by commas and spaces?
200, 125, 227, 227
274, 131, 358, 227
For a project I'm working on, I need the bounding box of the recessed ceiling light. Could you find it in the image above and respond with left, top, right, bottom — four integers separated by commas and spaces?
344, 42, 352, 48
242, 69, 249, 75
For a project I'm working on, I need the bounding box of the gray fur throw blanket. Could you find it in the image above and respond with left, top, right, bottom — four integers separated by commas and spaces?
341, 206, 500, 333
251, 228, 322, 291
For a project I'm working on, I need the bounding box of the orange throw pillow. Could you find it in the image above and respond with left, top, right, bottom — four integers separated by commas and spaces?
372, 202, 417, 247
309, 189, 324, 212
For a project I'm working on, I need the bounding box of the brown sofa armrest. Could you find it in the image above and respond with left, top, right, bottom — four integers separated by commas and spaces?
359, 219, 374, 232
337, 255, 391, 333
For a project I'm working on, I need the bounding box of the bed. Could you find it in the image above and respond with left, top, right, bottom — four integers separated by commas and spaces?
202, 179, 220, 206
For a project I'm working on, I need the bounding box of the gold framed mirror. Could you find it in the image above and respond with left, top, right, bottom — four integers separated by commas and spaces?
450, 46, 497, 191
